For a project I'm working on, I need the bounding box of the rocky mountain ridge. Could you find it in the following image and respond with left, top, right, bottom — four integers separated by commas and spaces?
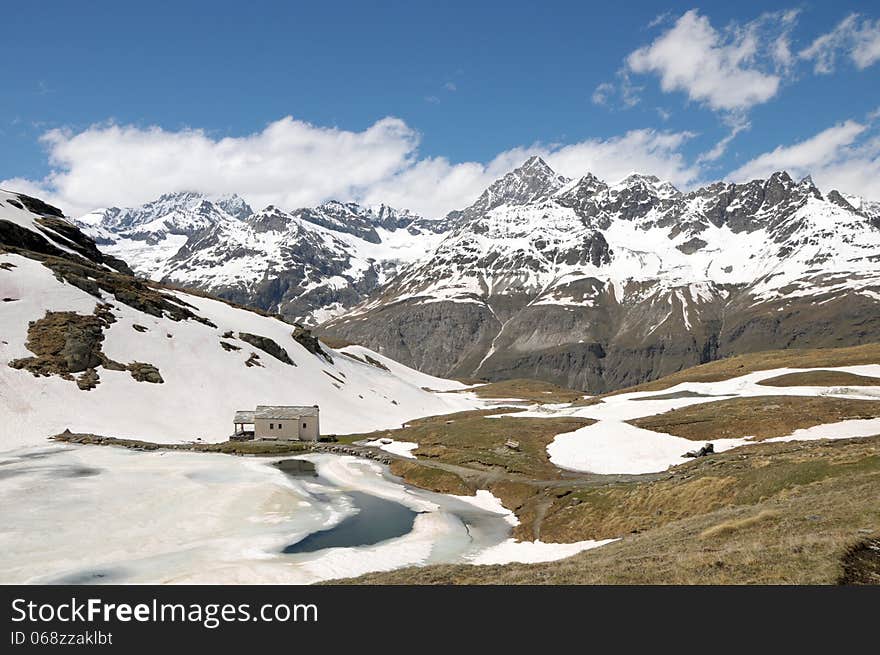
320, 158, 880, 391
77, 193, 447, 324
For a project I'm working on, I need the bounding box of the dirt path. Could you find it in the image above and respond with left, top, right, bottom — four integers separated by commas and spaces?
371, 447, 666, 489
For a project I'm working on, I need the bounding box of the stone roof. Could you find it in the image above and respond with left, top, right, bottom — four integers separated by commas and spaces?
234, 406, 319, 422
256, 405, 319, 419
234, 410, 256, 423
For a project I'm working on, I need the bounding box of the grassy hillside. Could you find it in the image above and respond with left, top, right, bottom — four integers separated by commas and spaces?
464, 378, 588, 404
331, 436, 880, 584
630, 396, 880, 441
604, 342, 880, 396
757, 370, 880, 387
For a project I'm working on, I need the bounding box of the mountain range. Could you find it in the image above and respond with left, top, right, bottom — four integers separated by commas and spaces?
77, 193, 447, 324
67, 156, 880, 391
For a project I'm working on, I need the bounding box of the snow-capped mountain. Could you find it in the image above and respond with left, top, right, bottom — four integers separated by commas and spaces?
76, 193, 445, 324
321, 158, 880, 391
0, 189, 477, 450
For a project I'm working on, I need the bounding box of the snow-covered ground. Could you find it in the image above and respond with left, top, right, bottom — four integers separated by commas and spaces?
360, 438, 419, 459
0, 252, 481, 451
543, 365, 880, 474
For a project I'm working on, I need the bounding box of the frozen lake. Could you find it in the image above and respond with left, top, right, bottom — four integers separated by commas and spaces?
0, 445, 517, 584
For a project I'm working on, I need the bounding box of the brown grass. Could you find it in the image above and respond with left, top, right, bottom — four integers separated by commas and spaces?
606, 342, 880, 396
389, 460, 473, 495
699, 510, 781, 539
347, 408, 593, 480
53, 431, 313, 455
629, 395, 880, 441
757, 370, 880, 387
330, 436, 880, 584
465, 378, 587, 404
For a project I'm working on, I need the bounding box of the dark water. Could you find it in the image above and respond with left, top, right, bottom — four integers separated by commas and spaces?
282, 490, 418, 554
273, 458, 318, 476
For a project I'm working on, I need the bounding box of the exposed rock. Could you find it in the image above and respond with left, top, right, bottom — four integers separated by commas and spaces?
676, 237, 707, 254
127, 362, 163, 384
684, 443, 715, 458
292, 325, 333, 363
13, 193, 65, 218
9, 310, 108, 376
76, 368, 101, 390
7, 306, 126, 389
363, 353, 389, 371
238, 332, 296, 365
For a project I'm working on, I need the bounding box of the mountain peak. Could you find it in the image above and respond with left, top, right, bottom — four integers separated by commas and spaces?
518, 155, 556, 175
453, 156, 569, 222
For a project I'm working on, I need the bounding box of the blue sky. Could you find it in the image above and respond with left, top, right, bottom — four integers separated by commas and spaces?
2, 1, 880, 216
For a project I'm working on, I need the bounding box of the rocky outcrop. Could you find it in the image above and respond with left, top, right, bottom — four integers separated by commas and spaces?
238, 332, 296, 365
324, 299, 502, 380
127, 362, 163, 384
8, 305, 164, 390
292, 325, 333, 363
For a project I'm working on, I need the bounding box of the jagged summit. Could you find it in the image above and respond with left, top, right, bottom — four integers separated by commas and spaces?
323, 165, 880, 391
519, 155, 557, 176
450, 155, 571, 224
74, 191, 440, 325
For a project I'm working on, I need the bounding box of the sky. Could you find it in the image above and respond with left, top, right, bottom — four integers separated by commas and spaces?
2, 0, 880, 217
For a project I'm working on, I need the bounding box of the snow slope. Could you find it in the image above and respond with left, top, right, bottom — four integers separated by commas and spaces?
0, 250, 479, 450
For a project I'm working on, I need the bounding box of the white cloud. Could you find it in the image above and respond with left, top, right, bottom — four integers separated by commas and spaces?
3, 118, 701, 218
625, 9, 796, 113
645, 12, 672, 30
543, 129, 700, 186
698, 119, 750, 163
444, 82, 457, 92
591, 82, 614, 106
6, 117, 418, 217
362, 129, 700, 212
728, 118, 880, 200
591, 71, 641, 109
800, 13, 880, 73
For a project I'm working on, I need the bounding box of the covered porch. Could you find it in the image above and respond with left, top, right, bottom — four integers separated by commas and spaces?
232, 410, 255, 441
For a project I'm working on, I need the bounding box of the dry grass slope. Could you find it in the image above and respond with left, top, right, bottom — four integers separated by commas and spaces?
330, 436, 880, 584
629, 395, 880, 441
757, 370, 880, 387
347, 409, 593, 480
606, 342, 880, 396
464, 378, 588, 404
